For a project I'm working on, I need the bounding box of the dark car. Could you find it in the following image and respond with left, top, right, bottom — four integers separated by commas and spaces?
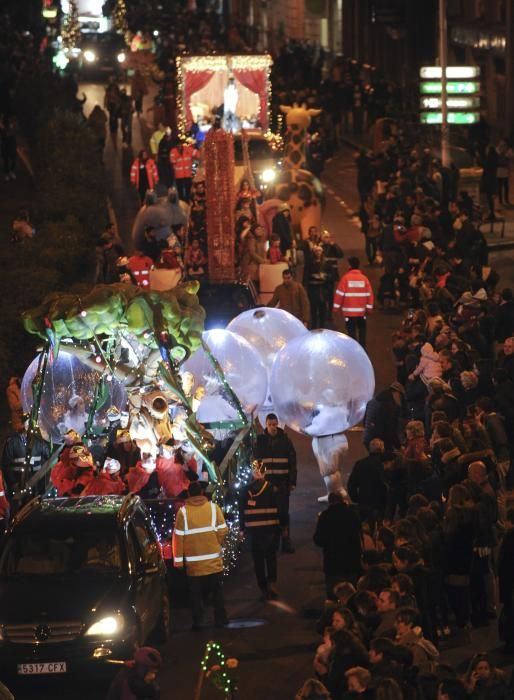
197, 280, 258, 329
72, 31, 127, 77
0, 495, 169, 680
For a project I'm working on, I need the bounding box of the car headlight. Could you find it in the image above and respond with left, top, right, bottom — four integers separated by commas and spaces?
261, 168, 276, 184
117, 51, 126, 63
83, 50, 97, 63
85, 615, 123, 637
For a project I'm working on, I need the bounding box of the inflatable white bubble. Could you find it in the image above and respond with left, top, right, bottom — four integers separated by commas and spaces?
21, 351, 127, 442
181, 329, 267, 419
269, 329, 375, 436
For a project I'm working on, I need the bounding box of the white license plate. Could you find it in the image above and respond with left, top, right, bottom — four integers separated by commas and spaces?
18, 661, 67, 675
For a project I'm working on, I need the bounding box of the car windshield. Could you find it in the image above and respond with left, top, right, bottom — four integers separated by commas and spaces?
234, 138, 273, 164
0, 527, 121, 576
80, 33, 124, 49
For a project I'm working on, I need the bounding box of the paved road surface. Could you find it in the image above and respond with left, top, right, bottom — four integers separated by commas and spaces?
10, 129, 514, 699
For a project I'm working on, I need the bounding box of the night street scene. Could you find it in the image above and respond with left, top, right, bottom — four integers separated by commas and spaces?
2, 0, 514, 698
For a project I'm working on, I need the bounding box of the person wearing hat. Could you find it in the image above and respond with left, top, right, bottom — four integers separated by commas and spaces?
68, 446, 95, 496
107, 429, 140, 477
83, 458, 126, 496
255, 413, 297, 553
240, 459, 281, 601
63, 394, 88, 436
106, 645, 162, 700
50, 430, 83, 495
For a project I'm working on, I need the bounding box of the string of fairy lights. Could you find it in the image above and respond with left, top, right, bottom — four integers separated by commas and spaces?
200, 641, 238, 698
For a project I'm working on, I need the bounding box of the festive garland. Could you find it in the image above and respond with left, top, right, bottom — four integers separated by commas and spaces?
195, 641, 238, 699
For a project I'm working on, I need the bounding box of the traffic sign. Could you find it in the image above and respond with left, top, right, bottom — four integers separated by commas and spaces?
420, 96, 480, 110
420, 81, 480, 94
420, 66, 480, 79
420, 111, 479, 125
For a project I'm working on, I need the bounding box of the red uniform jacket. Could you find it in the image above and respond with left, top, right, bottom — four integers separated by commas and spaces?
127, 462, 151, 493
156, 454, 197, 498
130, 158, 159, 190
82, 471, 126, 496
51, 459, 77, 497
170, 145, 198, 179
333, 269, 374, 318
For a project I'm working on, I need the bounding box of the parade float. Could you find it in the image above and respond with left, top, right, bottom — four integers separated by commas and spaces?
176, 54, 273, 138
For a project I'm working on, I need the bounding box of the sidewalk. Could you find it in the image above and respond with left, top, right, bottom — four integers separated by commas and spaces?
341, 132, 514, 251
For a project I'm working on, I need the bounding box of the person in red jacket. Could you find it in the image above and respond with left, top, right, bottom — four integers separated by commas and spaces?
127, 249, 154, 288
51, 434, 83, 497
156, 446, 198, 499
130, 149, 158, 203
169, 140, 199, 202
127, 454, 161, 499
83, 458, 126, 496
69, 447, 95, 496
333, 256, 373, 349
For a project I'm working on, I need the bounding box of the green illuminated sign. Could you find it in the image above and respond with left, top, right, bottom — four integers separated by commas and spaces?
420, 112, 479, 124
420, 81, 480, 94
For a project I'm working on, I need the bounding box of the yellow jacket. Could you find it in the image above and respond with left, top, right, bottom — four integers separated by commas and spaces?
172, 496, 228, 576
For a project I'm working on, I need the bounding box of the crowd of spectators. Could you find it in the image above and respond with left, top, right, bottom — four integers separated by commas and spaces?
290, 126, 514, 699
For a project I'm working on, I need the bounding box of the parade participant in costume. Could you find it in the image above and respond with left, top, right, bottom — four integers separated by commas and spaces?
129, 391, 173, 454
240, 459, 281, 600
1, 419, 50, 496
157, 445, 198, 499
255, 412, 297, 553
50, 429, 82, 495
68, 446, 95, 496
106, 407, 129, 449
83, 458, 126, 496
63, 394, 88, 435
172, 481, 229, 630
127, 445, 161, 499
107, 429, 140, 476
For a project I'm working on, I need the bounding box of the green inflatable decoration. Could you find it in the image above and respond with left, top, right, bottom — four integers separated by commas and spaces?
23, 282, 206, 356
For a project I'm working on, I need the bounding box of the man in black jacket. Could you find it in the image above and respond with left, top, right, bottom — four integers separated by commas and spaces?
313, 492, 362, 599
255, 413, 297, 553
240, 460, 281, 601
363, 383, 406, 451
347, 438, 387, 531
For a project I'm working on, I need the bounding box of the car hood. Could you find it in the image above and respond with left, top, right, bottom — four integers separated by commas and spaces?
0, 573, 130, 624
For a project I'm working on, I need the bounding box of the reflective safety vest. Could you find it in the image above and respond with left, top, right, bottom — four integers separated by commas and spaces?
127, 255, 153, 288
170, 145, 198, 179
333, 268, 374, 318
11, 455, 42, 472
261, 457, 289, 476
172, 496, 228, 576
242, 480, 280, 531
130, 158, 159, 190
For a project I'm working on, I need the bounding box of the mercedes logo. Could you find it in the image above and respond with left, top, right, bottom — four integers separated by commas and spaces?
35, 624, 50, 642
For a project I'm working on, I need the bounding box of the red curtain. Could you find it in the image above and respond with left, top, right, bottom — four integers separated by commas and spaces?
232, 69, 268, 128
184, 71, 214, 129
